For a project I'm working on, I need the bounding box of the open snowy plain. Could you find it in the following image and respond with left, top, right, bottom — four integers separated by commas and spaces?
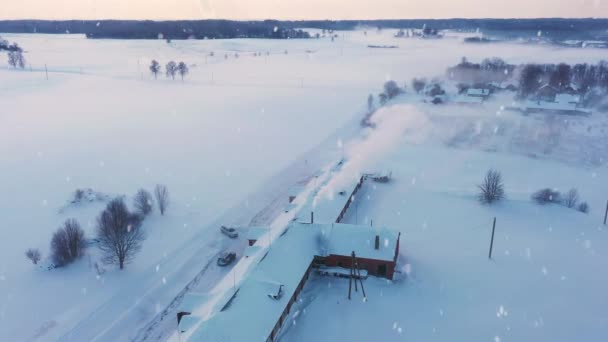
1, 29, 607, 341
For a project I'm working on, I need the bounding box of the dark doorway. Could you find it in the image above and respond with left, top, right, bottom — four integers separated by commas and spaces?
377, 264, 387, 277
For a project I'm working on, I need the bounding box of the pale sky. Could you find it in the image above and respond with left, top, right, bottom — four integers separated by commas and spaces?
1, 0, 607, 20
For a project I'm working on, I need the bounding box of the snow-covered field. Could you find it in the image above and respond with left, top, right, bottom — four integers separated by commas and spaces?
1, 30, 607, 341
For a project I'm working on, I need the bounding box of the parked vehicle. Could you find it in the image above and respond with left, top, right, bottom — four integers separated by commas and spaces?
220, 225, 238, 238
217, 252, 237, 266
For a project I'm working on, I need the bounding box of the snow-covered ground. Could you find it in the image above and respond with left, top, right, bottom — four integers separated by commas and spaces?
1, 29, 607, 341
279, 100, 608, 341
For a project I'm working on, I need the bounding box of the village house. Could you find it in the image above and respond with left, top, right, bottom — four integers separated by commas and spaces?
518, 84, 590, 115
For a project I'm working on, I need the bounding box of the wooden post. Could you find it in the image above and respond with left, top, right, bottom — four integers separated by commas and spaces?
604, 200, 608, 225
348, 253, 353, 300
45, 64, 48, 80
311, 211, 314, 224
488, 217, 496, 259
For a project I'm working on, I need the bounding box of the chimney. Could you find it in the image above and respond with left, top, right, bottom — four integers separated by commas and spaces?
311, 211, 314, 224
374, 235, 380, 250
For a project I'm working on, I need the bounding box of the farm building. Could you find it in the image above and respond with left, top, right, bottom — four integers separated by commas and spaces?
507, 84, 591, 115
178, 172, 401, 342
466, 88, 490, 98
181, 223, 400, 341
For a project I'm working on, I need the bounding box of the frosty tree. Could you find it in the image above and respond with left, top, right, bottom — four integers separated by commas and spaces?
177, 61, 189, 81
154, 184, 170, 215
478, 169, 505, 205
165, 61, 177, 80
133, 189, 154, 216
383, 80, 401, 99
563, 188, 579, 208
97, 198, 145, 269
150, 59, 160, 79
7, 50, 25, 69
51, 219, 85, 267
367, 94, 374, 113
412, 78, 427, 94
25, 248, 41, 265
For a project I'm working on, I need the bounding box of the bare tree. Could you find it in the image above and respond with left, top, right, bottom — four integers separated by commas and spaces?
577, 202, 589, 214
51, 219, 85, 267
8, 50, 25, 69
177, 61, 189, 81
97, 198, 145, 269
7, 51, 17, 68
477, 169, 505, 205
16, 51, 25, 69
532, 188, 561, 205
154, 184, 169, 215
25, 248, 41, 265
133, 189, 153, 216
165, 61, 177, 80
149, 59, 160, 79
563, 188, 579, 208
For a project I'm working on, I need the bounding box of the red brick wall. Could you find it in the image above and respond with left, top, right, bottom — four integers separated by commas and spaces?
324, 254, 395, 280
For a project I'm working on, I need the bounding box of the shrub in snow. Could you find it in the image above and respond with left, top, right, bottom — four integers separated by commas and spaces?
428, 83, 446, 97
133, 189, 154, 216
73, 188, 85, 202
25, 248, 41, 265
531, 188, 561, 205
51, 219, 85, 267
477, 169, 505, 205
97, 198, 145, 270
563, 188, 579, 208
412, 78, 427, 94
577, 202, 589, 214
383, 80, 402, 100
154, 184, 170, 216
378, 93, 388, 105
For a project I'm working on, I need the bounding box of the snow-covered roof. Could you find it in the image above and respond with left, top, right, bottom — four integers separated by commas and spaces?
295, 175, 363, 224
179, 293, 209, 314
187, 224, 319, 342
246, 226, 270, 241
555, 93, 581, 104
453, 95, 484, 104
522, 100, 590, 114
186, 223, 399, 342
466, 88, 490, 97
319, 223, 398, 262
288, 185, 305, 197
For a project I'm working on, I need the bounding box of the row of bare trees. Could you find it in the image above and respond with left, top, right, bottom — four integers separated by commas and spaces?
532, 187, 589, 213
26, 184, 170, 270
150, 60, 189, 81
477, 170, 589, 214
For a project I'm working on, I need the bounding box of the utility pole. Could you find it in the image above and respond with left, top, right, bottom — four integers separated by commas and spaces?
604, 200, 608, 225
488, 217, 496, 259
348, 251, 366, 300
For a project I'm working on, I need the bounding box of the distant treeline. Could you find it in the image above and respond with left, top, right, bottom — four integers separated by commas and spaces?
0, 18, 607, 40
447, 57, 608, 106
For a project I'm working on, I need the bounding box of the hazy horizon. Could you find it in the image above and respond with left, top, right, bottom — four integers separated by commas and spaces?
2, 0, 607, 21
